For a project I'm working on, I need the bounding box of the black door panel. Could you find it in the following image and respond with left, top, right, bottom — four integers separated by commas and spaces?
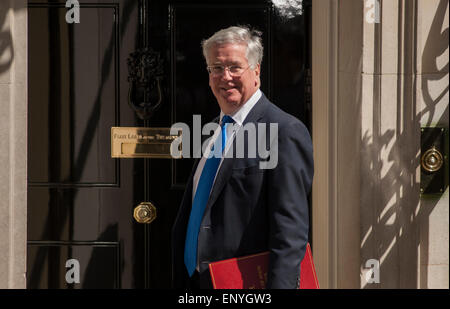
27, 0, 142, 288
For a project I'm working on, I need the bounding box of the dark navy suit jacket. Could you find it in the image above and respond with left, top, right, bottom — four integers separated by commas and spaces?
172, 93, 314, 289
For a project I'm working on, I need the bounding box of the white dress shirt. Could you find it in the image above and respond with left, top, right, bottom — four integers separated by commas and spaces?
192, 89, 262, 202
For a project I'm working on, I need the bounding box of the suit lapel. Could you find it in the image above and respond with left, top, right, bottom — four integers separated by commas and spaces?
205, 93, 269, 211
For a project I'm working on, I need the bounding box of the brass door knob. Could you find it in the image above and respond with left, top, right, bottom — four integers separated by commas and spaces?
134, 202, 157, 224
421, 147, 444, 173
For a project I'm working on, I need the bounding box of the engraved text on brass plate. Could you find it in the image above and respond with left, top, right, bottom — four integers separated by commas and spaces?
111, 127, 181, 158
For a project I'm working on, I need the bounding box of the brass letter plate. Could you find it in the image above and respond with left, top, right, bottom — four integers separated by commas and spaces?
111, 127, 181, 158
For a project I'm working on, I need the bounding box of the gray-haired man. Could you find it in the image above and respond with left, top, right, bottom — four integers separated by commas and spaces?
172, 26, 314, 289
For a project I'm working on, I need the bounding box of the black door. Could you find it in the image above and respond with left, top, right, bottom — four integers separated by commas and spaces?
27, 0, 145, 288
27, 0, 311, 288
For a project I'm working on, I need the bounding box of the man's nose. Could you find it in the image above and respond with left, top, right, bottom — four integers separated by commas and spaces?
220, 68, 233, 80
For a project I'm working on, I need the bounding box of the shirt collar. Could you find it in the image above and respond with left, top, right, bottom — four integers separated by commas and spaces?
220, 89, 262, 126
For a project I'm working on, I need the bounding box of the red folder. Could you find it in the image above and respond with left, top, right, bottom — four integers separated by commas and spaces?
209, 243, 319, 289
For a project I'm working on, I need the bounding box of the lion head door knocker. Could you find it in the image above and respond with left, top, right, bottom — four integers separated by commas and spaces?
127, 48, 164, 120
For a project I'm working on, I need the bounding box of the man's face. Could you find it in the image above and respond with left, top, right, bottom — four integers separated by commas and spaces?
207, 43, 260, 115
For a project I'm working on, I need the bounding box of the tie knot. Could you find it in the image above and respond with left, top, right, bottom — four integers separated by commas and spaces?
221, 115, 234, 127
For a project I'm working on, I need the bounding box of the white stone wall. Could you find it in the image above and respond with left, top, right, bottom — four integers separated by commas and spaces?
0, 0, 27, 289
312, 0, 448, 289
361, 0, 448, 288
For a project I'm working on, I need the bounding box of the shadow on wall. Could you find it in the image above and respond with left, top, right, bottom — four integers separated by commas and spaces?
0, 2, 15, 77
361, 0, 449, 288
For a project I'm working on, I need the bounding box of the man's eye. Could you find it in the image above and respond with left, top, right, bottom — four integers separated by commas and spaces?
212, 66, 224, 73
229, 66, 242, 73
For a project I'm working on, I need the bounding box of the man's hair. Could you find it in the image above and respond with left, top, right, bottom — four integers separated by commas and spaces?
201, 26, 263, 69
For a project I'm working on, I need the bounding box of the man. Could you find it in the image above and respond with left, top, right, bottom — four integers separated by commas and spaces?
172, 26, 314, 289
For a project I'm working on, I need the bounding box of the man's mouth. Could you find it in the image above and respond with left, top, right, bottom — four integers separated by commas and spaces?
220, 86, 236, 92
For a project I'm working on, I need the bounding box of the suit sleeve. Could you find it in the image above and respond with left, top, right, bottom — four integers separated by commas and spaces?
266, 120, 314, 289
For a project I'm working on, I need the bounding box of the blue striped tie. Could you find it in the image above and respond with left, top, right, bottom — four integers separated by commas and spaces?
184, 115, 234, 277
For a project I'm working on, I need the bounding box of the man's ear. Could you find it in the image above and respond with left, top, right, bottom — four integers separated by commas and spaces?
254, 63, 261, 87
255, 63, 261, 76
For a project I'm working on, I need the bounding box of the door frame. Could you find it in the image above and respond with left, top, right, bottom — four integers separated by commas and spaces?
311, 0, 362, 289
0, 0, 28, 289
